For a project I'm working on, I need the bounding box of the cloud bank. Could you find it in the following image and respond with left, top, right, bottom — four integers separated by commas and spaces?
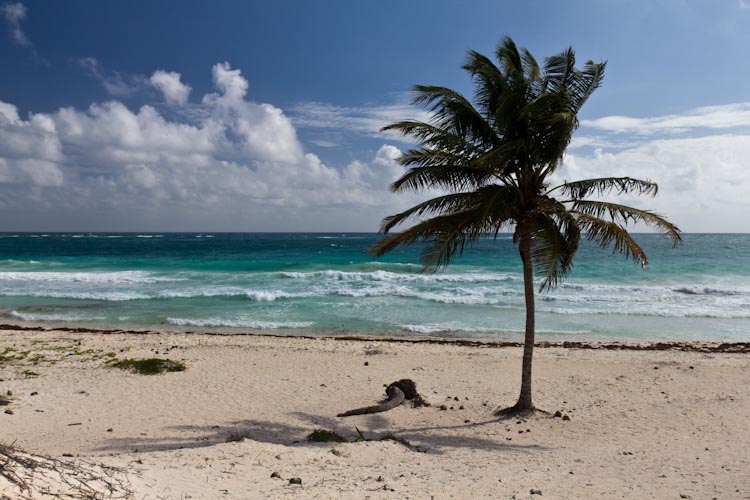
0, 63, 415, 231
1, 60, 749, 232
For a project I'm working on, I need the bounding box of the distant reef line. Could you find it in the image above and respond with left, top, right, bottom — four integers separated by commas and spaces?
1, 322, 749, 354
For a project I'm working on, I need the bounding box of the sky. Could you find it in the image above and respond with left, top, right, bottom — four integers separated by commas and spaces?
1, 0, 749, 232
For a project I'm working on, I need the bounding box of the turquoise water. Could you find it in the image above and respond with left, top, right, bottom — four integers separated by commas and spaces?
1, 233, 749, 341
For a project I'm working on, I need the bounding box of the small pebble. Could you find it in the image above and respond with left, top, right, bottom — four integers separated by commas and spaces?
107, 428, 113, 432
553, 410, 562, 418
30, 391, 38, 396
530, 488, 542, 495
438, 405, 448, 411
289, 477, 302, 485
270, 472, 281, 479
364, 361, 369, 366
562, 415, 571, 421
4, 409, 13, 415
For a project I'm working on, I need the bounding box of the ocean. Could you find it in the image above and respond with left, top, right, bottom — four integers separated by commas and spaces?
0, 233, 748, 341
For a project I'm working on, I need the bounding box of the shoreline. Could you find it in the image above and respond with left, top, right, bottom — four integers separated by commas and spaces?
2, 321, 749, 353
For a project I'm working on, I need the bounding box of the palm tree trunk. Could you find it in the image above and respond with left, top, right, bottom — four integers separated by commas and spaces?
516, 228, 535, 410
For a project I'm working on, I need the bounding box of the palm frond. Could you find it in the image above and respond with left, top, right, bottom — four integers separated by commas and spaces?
370, 210, 482, 271
521, 48, 542, 92
389, 150, 493, 192
568, 60, 606, 112
379, 191, 479, 233
542, 47, 576, 95
462, 49, 506, 119
572, 200, 682, 245
525, 198, 581, 290
572, 213, 648, 267
372, 185, 519, 270
382, 120, 473, 148
552, 177, 658, 199
409, 85, 498, 145
495, 36, 528, 94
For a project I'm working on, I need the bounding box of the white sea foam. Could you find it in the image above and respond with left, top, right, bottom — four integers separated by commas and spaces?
558, 281, 750, 296
245, 290, 304, 301
281, 269, 519, 284
399, 323, 593, 335
166, 317, 313, 329
539, 304, 750, 319
9, 310, 104, 321
325, 284, 505, 305
671, 285, 749, 296
6, 291, 151, 301
0, 271, 177, 284
399, 324, 497, 334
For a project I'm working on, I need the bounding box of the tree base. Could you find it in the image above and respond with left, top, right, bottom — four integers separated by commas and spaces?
494, 403, 549, 418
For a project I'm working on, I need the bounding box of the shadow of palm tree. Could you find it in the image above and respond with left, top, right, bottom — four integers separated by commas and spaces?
97, 411, 547, 455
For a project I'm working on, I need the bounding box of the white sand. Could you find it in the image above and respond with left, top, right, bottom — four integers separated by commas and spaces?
1, 328, 749, 499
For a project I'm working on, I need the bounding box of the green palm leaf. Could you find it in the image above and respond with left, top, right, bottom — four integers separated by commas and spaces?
572, 200, 682, 244
552, 177, 658, 199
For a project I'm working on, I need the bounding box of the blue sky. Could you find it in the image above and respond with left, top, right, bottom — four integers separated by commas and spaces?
1, 0, 750, 231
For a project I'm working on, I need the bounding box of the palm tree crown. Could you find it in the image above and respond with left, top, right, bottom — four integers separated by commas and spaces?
371, 36, 681, 413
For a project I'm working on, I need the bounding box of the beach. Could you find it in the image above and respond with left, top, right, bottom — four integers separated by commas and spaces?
2, 326, 749, 499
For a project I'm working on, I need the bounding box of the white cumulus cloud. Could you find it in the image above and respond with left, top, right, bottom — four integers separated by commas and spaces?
556, 134, 750, 231
149, 70, 191, 106
0, 62, 419, 231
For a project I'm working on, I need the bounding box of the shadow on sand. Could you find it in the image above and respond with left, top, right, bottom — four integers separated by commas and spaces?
97, 410, 548, 455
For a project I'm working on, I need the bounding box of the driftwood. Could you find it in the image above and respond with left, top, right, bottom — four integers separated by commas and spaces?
337, 379, 429, 417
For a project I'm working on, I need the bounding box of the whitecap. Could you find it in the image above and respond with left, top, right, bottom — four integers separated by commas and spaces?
9, 310, 104, 321
166, 317, 313, 329
281, 269, 519, 284
0, 270, 177, 284
245, 290, 304, 302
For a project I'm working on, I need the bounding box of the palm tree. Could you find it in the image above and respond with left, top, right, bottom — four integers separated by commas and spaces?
370, 36, 681, 415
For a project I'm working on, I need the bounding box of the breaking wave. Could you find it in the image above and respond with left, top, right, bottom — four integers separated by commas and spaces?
166, 317, 313, 329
